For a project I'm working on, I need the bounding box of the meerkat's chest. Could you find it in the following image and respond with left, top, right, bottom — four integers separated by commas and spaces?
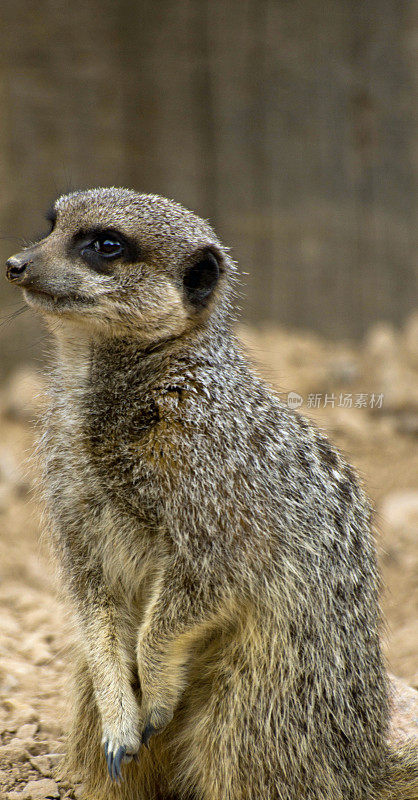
49, 377, 159, 491
44, 398, 162, 597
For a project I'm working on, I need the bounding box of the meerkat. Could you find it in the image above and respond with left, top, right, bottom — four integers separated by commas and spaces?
5, 188, 418, 800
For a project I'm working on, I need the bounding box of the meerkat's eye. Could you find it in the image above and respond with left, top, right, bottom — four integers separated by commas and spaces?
75, 227, 138, 273
91, 235, 124, 259
78, 230, 127, 272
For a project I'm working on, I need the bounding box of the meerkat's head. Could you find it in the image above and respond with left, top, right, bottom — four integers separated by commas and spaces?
5, 188, 236, 345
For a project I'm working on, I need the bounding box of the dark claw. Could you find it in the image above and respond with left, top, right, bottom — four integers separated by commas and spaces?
104, 740, 126, 782
141, 721, 157, 749
113, 745, 126, 782
105, 745, 113, 780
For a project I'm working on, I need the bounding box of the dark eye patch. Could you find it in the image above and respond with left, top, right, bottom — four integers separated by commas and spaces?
183, 249, 221, 306
72, 227, 140, 273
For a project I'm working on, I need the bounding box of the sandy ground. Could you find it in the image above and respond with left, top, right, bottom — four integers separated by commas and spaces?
0, 316, 417, 798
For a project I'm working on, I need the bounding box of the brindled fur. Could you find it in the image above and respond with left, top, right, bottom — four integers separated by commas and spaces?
7, 188, 418, 800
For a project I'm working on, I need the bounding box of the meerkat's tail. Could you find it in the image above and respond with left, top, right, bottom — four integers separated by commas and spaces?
381, 741, 418, 800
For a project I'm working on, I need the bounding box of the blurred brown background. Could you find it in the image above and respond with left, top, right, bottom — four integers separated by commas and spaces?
0, 0, 417, 371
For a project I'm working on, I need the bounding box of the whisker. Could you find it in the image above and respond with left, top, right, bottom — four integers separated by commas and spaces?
0, 304, 29, 329
0, 235, 28, 245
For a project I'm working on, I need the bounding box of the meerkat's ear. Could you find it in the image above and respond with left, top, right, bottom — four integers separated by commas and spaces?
183, 247, 222, 307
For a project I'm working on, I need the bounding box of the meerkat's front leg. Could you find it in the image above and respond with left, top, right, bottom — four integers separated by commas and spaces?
74, 583, 141, 781
137, 563, 226, 748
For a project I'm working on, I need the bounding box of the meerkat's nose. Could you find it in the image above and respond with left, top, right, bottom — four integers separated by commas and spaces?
6, 253, 32, 283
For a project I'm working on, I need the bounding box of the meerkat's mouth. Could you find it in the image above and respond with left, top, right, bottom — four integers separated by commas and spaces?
23, 287, 96, 311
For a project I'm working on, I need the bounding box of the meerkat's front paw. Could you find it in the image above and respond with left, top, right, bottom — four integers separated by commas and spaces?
102, 721, 141, 782
140, 701, 175, 748
137, 640, 181, 747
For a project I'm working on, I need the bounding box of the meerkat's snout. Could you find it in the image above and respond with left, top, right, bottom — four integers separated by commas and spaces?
6, 238, 92, 314
6, 242, 57, 302
6, 244, 49, 292
5, 251, 33, 283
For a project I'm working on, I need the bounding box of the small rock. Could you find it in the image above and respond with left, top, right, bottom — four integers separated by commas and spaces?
389, 675, 418, 741
33, 646, 52, 666
331, 408, 368, 441
29, 752, 62, 777
364, 322, 398, 361
0, 673, 19, 692
27, 740, 52, 756
21, 778, 60, 799
20, 633, 53, 666
394, 411, 418, 437
47, 753, 63, 767
17, 723, 38, 740
328, 357, 359, 384
1, 700, 38, 730
2, 368, 45, 423
380, 490, 418, 531
0, 615, 20, 636
38, 722, 63, 739
24, 609, 52, 630
0, 739, 29, 764
9, 736, 30, 749
29, 755, 53, 777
